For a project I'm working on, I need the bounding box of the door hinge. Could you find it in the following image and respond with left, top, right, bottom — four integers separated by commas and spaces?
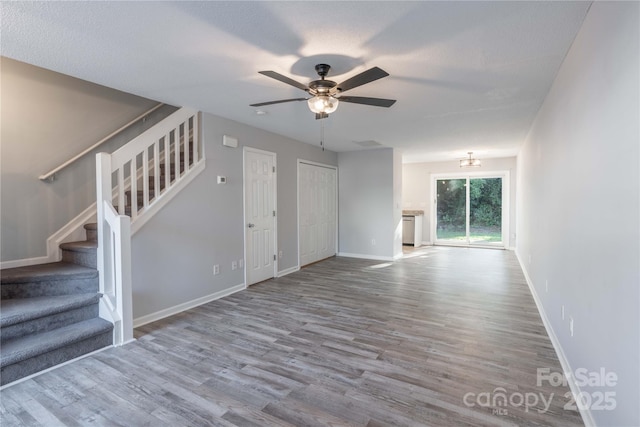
272, 166, 276, 173
273, 254, 277, 261
273, 210, 276, 217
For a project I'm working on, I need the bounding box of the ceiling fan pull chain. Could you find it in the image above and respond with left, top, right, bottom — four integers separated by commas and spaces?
320, 120, 325, 151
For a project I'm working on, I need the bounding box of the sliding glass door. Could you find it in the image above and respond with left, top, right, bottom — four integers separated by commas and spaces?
435, 179, 467, 242
434, 174, 507, 247
469, 177, 502, 244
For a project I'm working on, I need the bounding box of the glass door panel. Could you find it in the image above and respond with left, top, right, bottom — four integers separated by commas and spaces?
436, 179, 467, 242
469, 178, 502, 245
435, 175, 505, 247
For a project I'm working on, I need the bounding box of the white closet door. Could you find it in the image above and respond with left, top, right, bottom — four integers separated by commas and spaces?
299, 162, 337, 267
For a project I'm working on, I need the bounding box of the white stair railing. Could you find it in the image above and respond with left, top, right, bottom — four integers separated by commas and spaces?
96, 107, 203, 345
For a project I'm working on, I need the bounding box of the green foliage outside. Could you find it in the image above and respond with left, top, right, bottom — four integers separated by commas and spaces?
436, 178, 502, 242
469, 178, 502, 227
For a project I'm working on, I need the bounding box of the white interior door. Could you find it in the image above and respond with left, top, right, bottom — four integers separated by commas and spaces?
299, 161, 337, 267
244, 148, 276, 285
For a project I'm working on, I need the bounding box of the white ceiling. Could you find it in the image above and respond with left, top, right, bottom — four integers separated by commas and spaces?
2, 1, 591, 163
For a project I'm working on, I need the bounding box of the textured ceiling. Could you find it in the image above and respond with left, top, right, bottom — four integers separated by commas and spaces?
1, 1, 591, 162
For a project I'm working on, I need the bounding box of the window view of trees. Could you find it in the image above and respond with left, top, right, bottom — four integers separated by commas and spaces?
436, 177, 502, 243
436, 179, 466, 239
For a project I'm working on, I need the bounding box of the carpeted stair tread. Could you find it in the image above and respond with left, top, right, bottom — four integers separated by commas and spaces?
0, 294, 100, 327
1, 262, 98, 284
59, 240, 98, 252
0, 318, 113, 368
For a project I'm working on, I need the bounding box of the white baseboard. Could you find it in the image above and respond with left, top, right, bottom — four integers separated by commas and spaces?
277, 266, 299, 277
48, 203, 97, 259
515, 251, 594, 427
1, 255, 51, 270
337, 252, 394, 262
422, 241, 433, 246
133, 282, 245, 328
1, 204, 97, 270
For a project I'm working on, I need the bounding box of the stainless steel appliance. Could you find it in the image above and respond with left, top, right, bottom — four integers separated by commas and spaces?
403, 216, 415, 245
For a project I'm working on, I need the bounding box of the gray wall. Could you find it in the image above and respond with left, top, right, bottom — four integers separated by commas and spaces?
1, 57, 174, 262
131, 113, 337, 319
516, 2, 639, 425
392, 149, 403, 258
338, 148, 401, 260
403, 156, 517, 247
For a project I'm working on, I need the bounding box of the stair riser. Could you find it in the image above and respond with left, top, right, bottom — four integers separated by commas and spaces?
85, 229, 97, 242
61, 249, 97, 269
0, 331, 112, 386
1, 277, 99, 299
1, 304, 99, 343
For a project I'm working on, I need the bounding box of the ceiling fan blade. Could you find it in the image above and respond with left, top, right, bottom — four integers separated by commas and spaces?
258, 71, 309, 92
250, 98, 307, 107
337, 67, 389, 93
339, 96, 396, 108
315, 112, 329, 120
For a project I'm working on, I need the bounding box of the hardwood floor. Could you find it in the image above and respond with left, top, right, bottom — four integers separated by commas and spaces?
0, 247, 583, 426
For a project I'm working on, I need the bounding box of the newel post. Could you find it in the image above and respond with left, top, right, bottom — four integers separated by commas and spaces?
117, 215, 134, 344
96, 152, 111, 295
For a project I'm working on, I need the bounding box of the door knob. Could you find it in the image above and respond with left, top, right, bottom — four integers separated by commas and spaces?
247, 223, 255, 228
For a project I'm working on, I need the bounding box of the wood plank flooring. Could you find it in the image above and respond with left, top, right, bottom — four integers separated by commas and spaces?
0, 247, 584, 426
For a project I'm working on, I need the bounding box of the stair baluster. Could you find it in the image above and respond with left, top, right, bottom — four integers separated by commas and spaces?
96, 108, 203, 346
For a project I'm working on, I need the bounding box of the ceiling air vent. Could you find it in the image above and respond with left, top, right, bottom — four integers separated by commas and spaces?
353, 140, 383, 148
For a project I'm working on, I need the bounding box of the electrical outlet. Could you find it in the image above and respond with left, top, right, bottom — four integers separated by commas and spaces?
232, 261, 237, 270
371, 239, 376, 246
239, 259, 244, 268
213, 264, 220, 275
278, 250, 283, 259
569, 316, 574, 337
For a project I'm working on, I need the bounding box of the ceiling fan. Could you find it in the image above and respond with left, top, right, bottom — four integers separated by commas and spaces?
250, 64, 396, 119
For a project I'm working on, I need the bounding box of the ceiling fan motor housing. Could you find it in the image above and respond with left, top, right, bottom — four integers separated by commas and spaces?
309, 64, 338, 95
309, 79, 337, 95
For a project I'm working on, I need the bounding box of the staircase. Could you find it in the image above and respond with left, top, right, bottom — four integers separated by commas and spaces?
0, 108, 202, 387
0, 224, 112, 386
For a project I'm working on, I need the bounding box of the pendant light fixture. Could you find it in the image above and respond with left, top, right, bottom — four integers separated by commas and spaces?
460, 152, 481, 167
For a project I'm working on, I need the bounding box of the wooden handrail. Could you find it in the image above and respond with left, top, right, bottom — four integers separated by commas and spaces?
39, 103, 165, 182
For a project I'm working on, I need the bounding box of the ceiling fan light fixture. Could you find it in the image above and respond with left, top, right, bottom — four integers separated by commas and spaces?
460, 152, 481, 167
307, 95, 339, 114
